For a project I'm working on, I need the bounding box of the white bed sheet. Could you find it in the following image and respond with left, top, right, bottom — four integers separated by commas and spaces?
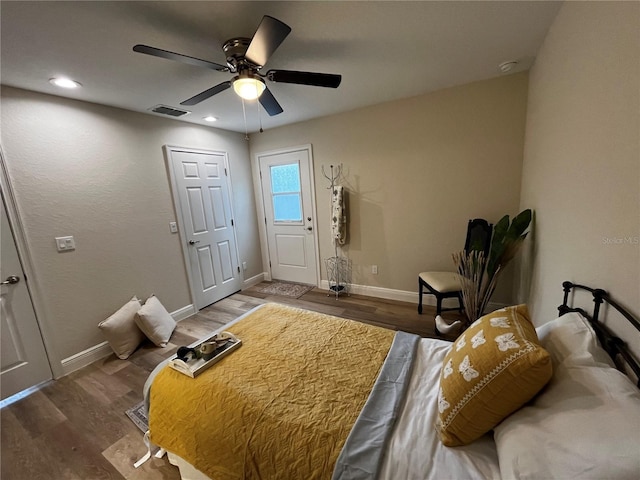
379, 337, 501, 480
162, 336, 500, 480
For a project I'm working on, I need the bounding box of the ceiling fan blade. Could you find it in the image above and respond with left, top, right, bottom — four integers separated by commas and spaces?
259, 87, 284, 116
245, 16, 291, 67
180, 81, 232, 106
133, 44, 228, 72
266, 70, 342, 88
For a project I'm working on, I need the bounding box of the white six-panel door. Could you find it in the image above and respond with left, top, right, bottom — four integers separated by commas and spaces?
1, 194, 52, 401
166, 147, 242, 309
258, 147, 318, 285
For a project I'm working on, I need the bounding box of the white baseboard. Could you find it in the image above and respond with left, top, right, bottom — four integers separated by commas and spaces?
61, 341, 113, 376
319, 280, 507, 312
320, 280, 417, 304
60, 304, 196, 376
172, 304, 196, 322
243, 272, 266, 289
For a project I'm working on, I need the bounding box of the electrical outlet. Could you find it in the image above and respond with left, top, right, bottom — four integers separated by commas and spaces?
372, 265, 378, 275
242, 261, 247, 271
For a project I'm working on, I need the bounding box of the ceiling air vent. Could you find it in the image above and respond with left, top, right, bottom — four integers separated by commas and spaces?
149, 105, 191, 117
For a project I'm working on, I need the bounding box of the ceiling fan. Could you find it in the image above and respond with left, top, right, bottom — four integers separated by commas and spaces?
133, 15, 342, 116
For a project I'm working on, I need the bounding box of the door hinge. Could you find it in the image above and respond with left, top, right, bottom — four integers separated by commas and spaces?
224, 167, 228, 176
264, 217, 267, 225
269, 261, 271, 267
231, 219, 234, 226
237, 266, 240, 273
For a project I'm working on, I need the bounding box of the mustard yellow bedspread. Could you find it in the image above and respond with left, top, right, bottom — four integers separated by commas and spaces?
149, 303, 395, 480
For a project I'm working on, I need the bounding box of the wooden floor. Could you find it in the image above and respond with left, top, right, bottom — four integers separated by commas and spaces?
1, 284, 459, 479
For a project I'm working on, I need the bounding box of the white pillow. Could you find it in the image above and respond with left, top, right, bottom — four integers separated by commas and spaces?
535, 312, 615, 368
98, 296, 145, 359
495, 313, 640, 479
135, 295, 176, 347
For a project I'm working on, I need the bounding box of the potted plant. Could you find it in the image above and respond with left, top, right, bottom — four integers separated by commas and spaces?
452, 209, 532, 327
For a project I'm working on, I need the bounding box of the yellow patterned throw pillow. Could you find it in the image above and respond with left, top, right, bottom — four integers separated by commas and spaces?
436, 304, 552, 446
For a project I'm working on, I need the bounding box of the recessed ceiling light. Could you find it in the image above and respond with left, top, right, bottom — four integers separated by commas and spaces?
203, 116, 218, 122
49, 77, 82, 89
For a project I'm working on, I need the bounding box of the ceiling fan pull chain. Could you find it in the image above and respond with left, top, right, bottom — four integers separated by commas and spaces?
256, 98, 264, 133
241, 98, 249, 141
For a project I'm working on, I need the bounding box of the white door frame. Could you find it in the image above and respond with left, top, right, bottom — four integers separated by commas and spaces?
253, 144, 320, 287
163, 145, 243, 310
0, 147, 61, 379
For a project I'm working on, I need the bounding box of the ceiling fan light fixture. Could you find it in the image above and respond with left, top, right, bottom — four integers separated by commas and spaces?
49, 77, 82, 89
233, 76, 265, 100
133, 15, 339, 117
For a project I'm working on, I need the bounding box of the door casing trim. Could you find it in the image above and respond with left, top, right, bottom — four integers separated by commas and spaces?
253, 144, 320, 287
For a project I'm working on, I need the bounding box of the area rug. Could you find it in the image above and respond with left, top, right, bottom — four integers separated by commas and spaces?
125, 401, 148, 433
255, 281, 314, 298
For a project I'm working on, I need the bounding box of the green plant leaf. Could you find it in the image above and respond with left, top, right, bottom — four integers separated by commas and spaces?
505, 209, 532, 241
487, 210, 532, 279
493, 214, 510, 239
487, 214, 509, 277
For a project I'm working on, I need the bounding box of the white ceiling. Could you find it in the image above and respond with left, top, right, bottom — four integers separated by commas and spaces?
1, 1, 562, 134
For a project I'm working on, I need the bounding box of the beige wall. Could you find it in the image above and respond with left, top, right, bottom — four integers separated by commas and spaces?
250, 73, 529, 301
518, 2, 639, 344
1, 86, 262, 366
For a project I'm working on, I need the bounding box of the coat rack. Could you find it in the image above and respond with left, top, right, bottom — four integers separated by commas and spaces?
321, 164, 341, 189
322, 164, 350, 299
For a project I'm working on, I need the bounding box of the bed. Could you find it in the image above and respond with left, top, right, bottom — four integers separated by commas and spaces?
143, 282, 640, 479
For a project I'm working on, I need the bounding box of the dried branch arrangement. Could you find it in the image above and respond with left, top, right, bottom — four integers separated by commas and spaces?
453, 209, 532, 326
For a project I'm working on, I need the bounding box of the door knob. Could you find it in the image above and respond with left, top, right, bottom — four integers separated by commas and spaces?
1, 275, 20, 285
188, 240, 200, 245
306, 227, 313, 231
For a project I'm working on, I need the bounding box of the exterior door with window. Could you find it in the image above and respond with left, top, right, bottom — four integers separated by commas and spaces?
259, 148, 318, 285
166, 147, 242, 309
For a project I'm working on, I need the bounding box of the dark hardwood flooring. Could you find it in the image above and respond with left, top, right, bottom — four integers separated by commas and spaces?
1, 284, 458, 479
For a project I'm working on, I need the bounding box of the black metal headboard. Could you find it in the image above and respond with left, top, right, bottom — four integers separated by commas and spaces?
558, 281, 640, 388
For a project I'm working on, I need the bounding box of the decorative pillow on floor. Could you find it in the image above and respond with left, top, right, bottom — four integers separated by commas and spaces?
436, 304, 553, 446
135, 295, 176, 347
98, 296, 145, 359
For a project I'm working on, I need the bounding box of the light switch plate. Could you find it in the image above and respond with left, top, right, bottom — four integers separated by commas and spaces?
55, 236, 76, 252
169, 222, 178, 233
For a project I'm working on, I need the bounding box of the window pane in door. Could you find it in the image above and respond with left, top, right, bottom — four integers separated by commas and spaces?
271, 164, 301, 193
270, 163, 302, 222
273, 194, 302, 222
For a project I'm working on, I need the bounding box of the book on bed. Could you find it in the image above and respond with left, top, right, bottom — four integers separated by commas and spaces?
169, 331, 242, 378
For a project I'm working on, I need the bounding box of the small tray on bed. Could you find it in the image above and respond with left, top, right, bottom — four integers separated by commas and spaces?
169, 332, 242, 378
